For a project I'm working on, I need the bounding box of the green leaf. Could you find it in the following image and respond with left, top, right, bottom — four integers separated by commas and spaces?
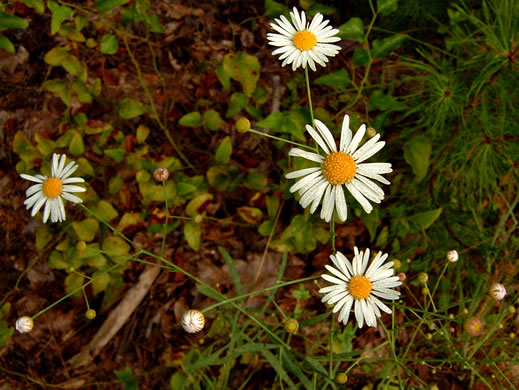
95, 0, 130, 15
68, 130, 84, 156
243, 172, 267, 191
186, 193, 213, 217
136, 125, 149, 143
404, 135, 431, 182
237, 206, 263, 225
184, 222, 201, 251
314, 69, 351, 88
116, 212, 142, 232
0, 11, 29, 31
256, 112, 283, 129
118, 98, 147, 119
72, 218, 99, 242
206, 165, 239, 191
222, 53, 261, 96
264, 0, 289, 18
34, 133, 55, 156
215, 136, 232, 164
377, 0, 399, 15
48, 1, 74, 35
196, 283, 222, 301
104, 148, 125, 162
71, 80, 92, 104
219, 247, 243, 295
337, 17, 364, 41
353, 48, 370, 66
19, 0, 45, 13
409, 208, 442, 230
372, 34, 407, 59
369, 90, 406, 111
109, 176, 124, 195
65, 273, 84, 296
226, 92, 248, 118
266, 195, 280, 219
258, 219, 275, 236
91, 271, 110, 295
42, 79, 67, 93
170, 372, 189, 390
0, 34, 14, 53
62, 54, 84, 78
203, 109, 223, 131
13, 131, 40, 164
100, 33, 118, 54
94, 200, 119, 221
36, 225, 53, 251
178, 111, 202, 127
44, 47, 70, 66
103, 235, 131, 260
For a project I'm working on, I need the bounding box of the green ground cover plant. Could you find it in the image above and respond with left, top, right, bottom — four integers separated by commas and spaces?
0, 0, 517, 388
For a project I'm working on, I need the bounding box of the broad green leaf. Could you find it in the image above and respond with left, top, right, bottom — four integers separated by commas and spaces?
203, 109, 223, 131
215, 64, 230, 91
65, 273, 84, 296
19, 0, 45, 13
118, 98, 147, 119
136, 125, 149, 143
237, 206, 263, 225
94, 200, 119, 221
264, 0, 289, 18
206, 165, 239, 191
104, 148, 125, 162
95, 0, 130, 15
35, 225, 53, 251
68, 130, 84, 156
0, 11, 29, 31
184, 222, 201, 251
48, 1, 73, 35
13, 131, 40, 163
404, 135, 431, 182
377, 0, 398, 15
215, 136, 232, 164
178, 111, 202, 127
314, 69, 351, 88
337, 17, 364, 41
34, 133, 55, 156
409, 208, 442, 230
243, 172, 267, 190
226, 92, 248, 118
265, 195, 280, 219
44, 46, 70, 66
258, 219, 275, 236
72, 218, 99, 242
256, 112, 283, 129
100, 33, 118, 54
186, 193, 213, 217
42, 79, 66, 93
353, 47, 370, 66
372, 34, 407, 59
170, 372, 189, 390
58, 24, 85, 42
196, 283, 222, 301
222, 53, 261, 96
0, 34, 14, 53
103, 235, 131, 260
306, 2, 336, 17
91, 271, 110, 295
109, 176, 124, 195
116, 212, 142, 232
62, 54, 84, 77
369, 90, 406, 111
71, 80, 92, 104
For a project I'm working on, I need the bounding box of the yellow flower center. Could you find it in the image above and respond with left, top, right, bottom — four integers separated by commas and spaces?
42, 177, 63, 198
293, 30, 317, 51
322, 152, 357, 185
348, 275, 372, 300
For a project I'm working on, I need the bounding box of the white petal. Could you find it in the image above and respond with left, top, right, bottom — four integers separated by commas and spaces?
322, 273, 347, 286
20, 174, 44, 183
334, 185, 347, 222
289, 170, 322, 193
299, 177, 327, 208
325, 264, 349, 282
365, 252, 389, 279
61, 192, 83, 204
25, 192, 44, 208
338, 295, 354, 323
42, 200, 51, 223
62, 184, 86, 193
26, 184, 42, 197
351, 134, 380, 160
286, 167, 321, 179
349, 178, 382, 204
335, 251, 354, 276
309, 181, 329, 214
354, 139, 385, 164
314, 120, 337, 153
62, 177, 85, 184
288, 148, 325, 163
339, 115, 352, 152
305, 124, 330, 154
320, 183, 335, 222
354, 299, 364, 328
346, 124, 366, 155
345, 181, 373, 213
31, 196, 47, 216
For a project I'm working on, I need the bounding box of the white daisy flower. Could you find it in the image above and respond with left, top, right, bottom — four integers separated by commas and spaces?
267, 7, 341, 71
20, 153, 86, 223
286, 115, 392, 222
182, 310, 205, 333
320, 248, 401, 328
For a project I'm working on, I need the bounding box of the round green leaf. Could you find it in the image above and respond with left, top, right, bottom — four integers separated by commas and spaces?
100, 33, 119, 54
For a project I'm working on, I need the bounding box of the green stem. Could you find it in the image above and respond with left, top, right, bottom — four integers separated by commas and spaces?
330, 214, 336, 255
247, 128, 315, 150
161, 180, 169, 257
304, 67, 315, 126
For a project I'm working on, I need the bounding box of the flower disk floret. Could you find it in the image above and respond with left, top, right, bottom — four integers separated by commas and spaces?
286, 114, 392, 222
267, 7, 341, 71
319, 247, 401, 328
20, 153, 86, 223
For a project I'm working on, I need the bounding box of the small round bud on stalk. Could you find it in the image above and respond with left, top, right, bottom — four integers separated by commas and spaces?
509, 305, 516, 314
182, 310, 205, 333
425, 333, 432, 340
446, 250, 458, 263
86, 309, 96, 320
489, 283, 506, 301
284, 318, 299, 335
418, 272, 428, 284
15, 316, 34, 333
510, 332, 516, 339
464, 317, 483, 336
236, 117, 250, 133
193, 214, 203, 224
393, 259, 401, 270
366, 127, 377, 138
335, 373, 347, 384
154, 167, 169, 182
398, 272, 406, 282
76, 240, 87, 252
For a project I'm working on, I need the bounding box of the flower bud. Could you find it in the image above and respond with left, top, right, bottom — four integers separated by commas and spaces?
393, 259, 401, 270
193, 214, 203, 224
464, 317, 483, 336
15, 316, 34, 333
154, 167, 169, 181
236, 117, 250, 133
182, 310, 205, 333
489, 283, 506, 301
76, 240, 87, 252
86, 309, 96, 320
418, 272, 428, 284
397, 272, 406, 282
446, 250, 458, 263
366, 127, 377, 138
335, 373, 347, 384
284, 318, 299, 335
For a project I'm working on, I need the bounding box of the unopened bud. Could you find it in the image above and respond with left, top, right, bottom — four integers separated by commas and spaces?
447, 250, 458, 262
335, 373, 347, 384
418, 272, 428, 284
393, 259, 401, 270
154, 167, 169, 181
398, 272, 406, 282
464, 317, 483, 336
489, 283, 506, 301
193, 214, 203, 224
366, 127, 377, 138
15, 316, 34, 333
86, 309, 96, 320
284, 318, 299, 335
182, 310, 205, 333
236, 117, 250, 133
